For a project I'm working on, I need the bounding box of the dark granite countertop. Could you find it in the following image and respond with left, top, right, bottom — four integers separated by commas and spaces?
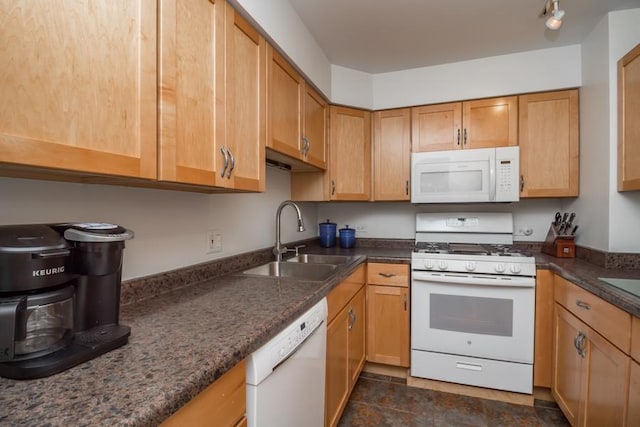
1, 242, 637, 426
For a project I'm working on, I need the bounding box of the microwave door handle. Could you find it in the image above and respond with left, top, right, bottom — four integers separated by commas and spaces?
489, 158, 496, 201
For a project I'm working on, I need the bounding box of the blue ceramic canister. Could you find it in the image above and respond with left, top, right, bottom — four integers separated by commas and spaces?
339, 225, 355, 249
319, 220, 337, 247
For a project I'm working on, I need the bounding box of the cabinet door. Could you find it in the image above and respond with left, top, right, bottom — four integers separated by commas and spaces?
348, 287, 366, 386
158, 0, 225, 187
325, 307, 349, 427
302, 84, 327, 169
628, 360, 640, 427
373, 109, 411, 200
463, 96, 518, 149
534, 269, 554, 388
582, 326, 629, 427
224, 5, 265, 191
519, 90, 579, 197
552, 304, 586, 426
267, 46, 303, 160
366, 285, 409, 367
329, 106, 371, 200
411, 102, 462, 152
618, 43, 640, 191
0, 1, 157, 179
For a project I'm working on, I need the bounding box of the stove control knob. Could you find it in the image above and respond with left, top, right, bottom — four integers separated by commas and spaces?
424, 260, 435, 270
510, 264, 522, 274
465, 261, 476, 271
495, 263, 506, 273
438, 260, 448, 270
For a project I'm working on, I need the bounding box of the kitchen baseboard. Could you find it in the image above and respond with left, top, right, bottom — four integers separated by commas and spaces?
406, 376, 534, 407
362, 362, 409, 379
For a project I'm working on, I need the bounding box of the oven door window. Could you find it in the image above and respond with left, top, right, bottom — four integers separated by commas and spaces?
430, 293, 513, 337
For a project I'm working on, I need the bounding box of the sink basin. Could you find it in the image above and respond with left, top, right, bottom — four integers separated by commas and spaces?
286, 254, 353, 265
243, 261, 337, 281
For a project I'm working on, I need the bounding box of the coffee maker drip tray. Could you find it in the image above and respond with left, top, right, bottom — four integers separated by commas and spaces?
0, 325, 130, 380
75, 324, 131, 347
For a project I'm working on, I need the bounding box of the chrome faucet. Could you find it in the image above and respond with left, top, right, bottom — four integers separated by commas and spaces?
274, 200, 305, 261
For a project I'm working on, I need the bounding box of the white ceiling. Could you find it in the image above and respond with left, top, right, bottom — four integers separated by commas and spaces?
287, 0, 640, 73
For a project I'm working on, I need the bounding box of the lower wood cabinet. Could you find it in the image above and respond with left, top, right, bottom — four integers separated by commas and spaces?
325, 265, 366, 427
162, 359, 246, 427
534, 269, 554, 388
552, 276, 632, 426
366, 263, 410, 367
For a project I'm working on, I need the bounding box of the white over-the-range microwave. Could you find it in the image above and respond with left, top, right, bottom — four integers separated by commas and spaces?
411, 146, 520, 204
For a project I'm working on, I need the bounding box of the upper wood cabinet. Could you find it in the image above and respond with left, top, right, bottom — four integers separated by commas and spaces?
158, 0, 265, 191
0, 1, 157, 179
618, 43, 640, 192
267, 46, 326, 169
328, 106, 371, 200
519, 89, 579, 198
411, 96, 517, 152
372, 109, 411, 201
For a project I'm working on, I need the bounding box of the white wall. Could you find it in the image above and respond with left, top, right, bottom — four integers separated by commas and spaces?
229, 0, 332, 97
607, 9, 640, 252
317, 199, 562, 243
330, 65, 373, 108
0, 168, 318, 281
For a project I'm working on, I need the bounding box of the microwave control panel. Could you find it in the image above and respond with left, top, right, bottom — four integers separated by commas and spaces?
495, 147, 519, 201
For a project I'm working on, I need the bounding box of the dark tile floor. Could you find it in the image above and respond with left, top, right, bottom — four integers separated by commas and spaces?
338, 373, 570, 427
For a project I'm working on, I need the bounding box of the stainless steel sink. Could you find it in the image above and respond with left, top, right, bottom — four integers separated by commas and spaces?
285, 254, 353, 265
242, 261, 337, 281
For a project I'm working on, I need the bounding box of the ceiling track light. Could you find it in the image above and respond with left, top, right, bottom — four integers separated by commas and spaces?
544, 0, 565, 30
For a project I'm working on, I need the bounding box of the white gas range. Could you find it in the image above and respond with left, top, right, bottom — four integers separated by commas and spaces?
410, 212, 536, 394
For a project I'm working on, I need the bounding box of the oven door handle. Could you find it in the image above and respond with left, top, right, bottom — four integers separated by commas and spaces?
412, 272, 535, 288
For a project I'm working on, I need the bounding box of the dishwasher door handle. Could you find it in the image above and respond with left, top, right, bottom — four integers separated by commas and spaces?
272, 320, 325, 372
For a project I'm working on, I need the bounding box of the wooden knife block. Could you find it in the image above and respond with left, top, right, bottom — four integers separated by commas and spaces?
541, 224, 575, 258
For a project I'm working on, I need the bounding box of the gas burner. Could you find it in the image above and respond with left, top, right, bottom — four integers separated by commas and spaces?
414, 242, 449, 254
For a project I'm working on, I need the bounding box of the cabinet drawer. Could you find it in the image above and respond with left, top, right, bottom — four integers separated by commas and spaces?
632, 316, 640, 363
162, 360, 246, 427
367, 263, 409, 287
327, 265, 366, 323
554, 275, 631, 353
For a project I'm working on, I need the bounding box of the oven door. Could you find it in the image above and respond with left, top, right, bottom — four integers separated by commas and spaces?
411, 271, 534, 364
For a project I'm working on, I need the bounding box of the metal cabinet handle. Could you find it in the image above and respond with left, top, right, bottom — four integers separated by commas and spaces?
220, 146, 229, 177
575, 331, 587, 358
403, 293, 407, 311
457, 129, 461, 145
576, 300, 591, 310
304, 137, 311, 155
405, 180, 409, 196
227, 147, 235, 178
463, 128, 467, 145
520, 175, 525, 192
331, 180, 336, 195
348, 308, 356, 330
378, 273, 396, 278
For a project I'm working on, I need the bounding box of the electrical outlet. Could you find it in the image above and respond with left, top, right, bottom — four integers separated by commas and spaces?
207, 230, 223, 253
515, 227, 534, 236
355, 224, 367, 234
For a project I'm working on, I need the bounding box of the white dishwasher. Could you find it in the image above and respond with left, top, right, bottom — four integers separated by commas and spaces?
246, 298, 327, 427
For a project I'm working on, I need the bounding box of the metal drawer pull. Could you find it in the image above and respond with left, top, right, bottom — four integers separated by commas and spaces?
378, 273, 397, 278
576, 300, 591, 310
403, 293, 407, 311
456, 362, 482, 371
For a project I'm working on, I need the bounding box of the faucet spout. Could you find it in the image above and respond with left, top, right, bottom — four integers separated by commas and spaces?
274, 200, 305, 261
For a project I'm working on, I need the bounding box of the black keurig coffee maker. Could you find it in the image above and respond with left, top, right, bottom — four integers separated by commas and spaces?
0, 222, 133, 379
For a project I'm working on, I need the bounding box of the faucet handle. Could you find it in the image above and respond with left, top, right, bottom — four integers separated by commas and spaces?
293, 245, 306, 256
